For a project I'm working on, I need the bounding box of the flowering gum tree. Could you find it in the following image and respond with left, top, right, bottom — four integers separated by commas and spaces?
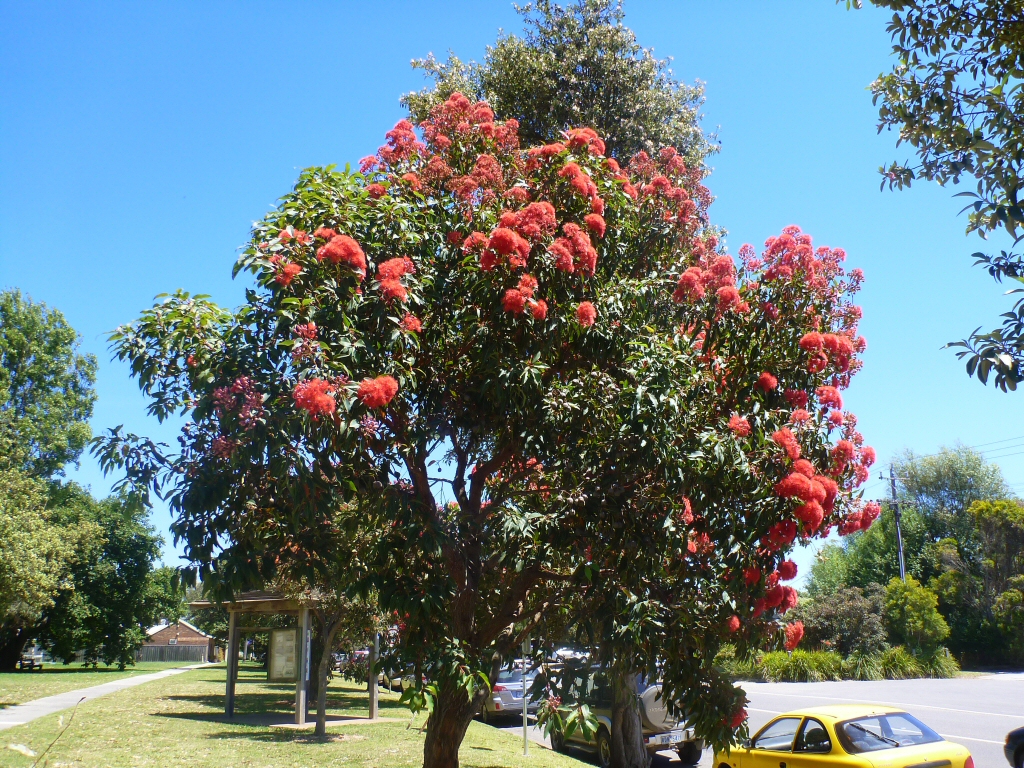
99, 93, 875, 768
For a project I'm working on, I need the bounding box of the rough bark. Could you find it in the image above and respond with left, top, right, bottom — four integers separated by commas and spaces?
611, 663, 649, 768
313, 614, 342, 739
423, 680, 487, 768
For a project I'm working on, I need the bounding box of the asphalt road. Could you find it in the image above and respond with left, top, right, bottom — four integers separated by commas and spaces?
498, 672, 1024, 768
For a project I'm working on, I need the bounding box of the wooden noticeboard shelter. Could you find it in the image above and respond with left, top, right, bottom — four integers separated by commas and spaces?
189, 591, 314, 725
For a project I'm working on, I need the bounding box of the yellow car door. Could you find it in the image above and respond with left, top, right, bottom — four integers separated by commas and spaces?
744, 716, 802, 768
787, 717, 865, 768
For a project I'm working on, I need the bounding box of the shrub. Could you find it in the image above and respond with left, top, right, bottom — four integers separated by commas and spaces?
884, 576, 950, 654
919, 646, 960, 678
713, 644, 760, 681
842, 651, 884, 681
878, 646, 923, 679
792, 585, 887, 655
759, 650, 843, 682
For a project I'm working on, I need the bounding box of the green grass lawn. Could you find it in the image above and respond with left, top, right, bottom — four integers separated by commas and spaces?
2, 663, 591, 767
0, 661, 198, 709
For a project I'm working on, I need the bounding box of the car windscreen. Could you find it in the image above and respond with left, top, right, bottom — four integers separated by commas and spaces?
497, 671, 523, 683
836, 713, 943, 753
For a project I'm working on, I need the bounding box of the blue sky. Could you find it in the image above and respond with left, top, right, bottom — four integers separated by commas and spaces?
3, 1, 1023, 580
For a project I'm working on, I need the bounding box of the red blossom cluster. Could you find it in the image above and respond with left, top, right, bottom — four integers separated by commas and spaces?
400, 313, 422, 333
357, 375, 399, 409
784, 621, 805, 651
293, 378, 336, 418
728, 414, 751, 437
771, 428, 801, 460
839, 500, 882, 535
317, 235, 367, 280
212, 376, 264, 430
576, 301, 597, 327
376, 257, 416, 303
565, 127, 606, 155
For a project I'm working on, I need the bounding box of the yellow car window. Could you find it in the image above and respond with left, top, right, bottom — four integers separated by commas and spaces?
753, 717, 802, 751
795, 718, 831, 754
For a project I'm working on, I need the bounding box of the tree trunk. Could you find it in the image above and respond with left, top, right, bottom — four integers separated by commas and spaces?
0, 626, 31, 672
611, 662, 648, 768
422, 679, 483, 768
314, 616, 341, 740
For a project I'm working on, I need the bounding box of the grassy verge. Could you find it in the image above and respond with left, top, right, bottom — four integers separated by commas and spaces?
0, 662, 198, 709
3, 664, 588, 768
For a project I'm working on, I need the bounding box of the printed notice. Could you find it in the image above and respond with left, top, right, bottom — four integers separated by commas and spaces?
269, 629, 298, 682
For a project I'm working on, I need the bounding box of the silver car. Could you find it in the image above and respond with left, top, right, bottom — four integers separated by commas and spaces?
551, 672, 703, 768
481, 668, 538, 720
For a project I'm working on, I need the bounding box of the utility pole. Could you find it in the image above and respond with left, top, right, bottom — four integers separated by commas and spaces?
886, 465, 906, 582
368, 633, 379, 720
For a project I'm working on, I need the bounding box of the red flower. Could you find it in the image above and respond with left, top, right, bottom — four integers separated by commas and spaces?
274, 262, 302, 286
784, 621, 805, 650
778, 560, 798, 581
860, 446, 877, 466
744, 566, 761, 586
727, 615, 741, 633
313, 227, 337, 240
472, 154, 504, 189
531, 299, 548, 320
775, 473, 812, 500
716, 285, 741, 309
839, 511, 864, 536
401, 172, 422, 191
799, 332, 824, 351
728, 414, 751, 437
784, 389, 809, 408
517, 274, 538, 297
378, 257, 415, 281
576, 301, 597, 327
792, 458, 815, 477
379, 279, 408, 303
790, 409, 811, 424
832, 440, 856, 463
317, 235, 367, 279
765, 584, 785, 608
357, 375, 399, 409
550, 239, 575, 272
294, 322, 317, 340
503, 289, 527, 314
828, 410, 844, 427
673, 267, 705, 302
400, 314, 422, 333
756, 372, 778, 391
462, 232, 488, 253
293, 378, 336, 417
584, 213, 606, 238
772, 428, 801, 460
679, 497, 694, 525
795, 500, 825, 531
366, 183, 387, 199
861, 501, 882, 529
780, 586, 799, 613
816, 386, 843, 409
729, 708, 748, 728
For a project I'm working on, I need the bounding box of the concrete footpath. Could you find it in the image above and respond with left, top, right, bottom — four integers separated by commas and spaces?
0, 663, 213, 732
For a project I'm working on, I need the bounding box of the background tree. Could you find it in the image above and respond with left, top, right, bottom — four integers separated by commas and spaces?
0, 434, 84, 670
790, 585, 887, 656
38, 485, 165, 669
846, 0, 1024, 389
99, 96, 873, 768
883, 576, 950, 655
0, 289, 96, 477
402, 0, 716, 163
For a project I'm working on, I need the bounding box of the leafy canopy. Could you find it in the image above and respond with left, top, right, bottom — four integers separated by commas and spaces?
0, 289, 96, 477
402, 0, 716, 162
100, 95, 874, 761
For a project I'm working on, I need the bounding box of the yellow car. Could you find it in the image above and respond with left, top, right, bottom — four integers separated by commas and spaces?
714, 704, 974, 768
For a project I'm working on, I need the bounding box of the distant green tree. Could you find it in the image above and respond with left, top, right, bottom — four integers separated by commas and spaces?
40, 485, 164, 669
146, 566, 187, 624
0, 289, 96, 478
843, 504, 931, 587
402, 0, 716, 162
992, 575, 1024, 662
895, 446, 1010, 553
970, 499, 1024, 593
806, 543, 850, 599
883, 576, 950, 655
